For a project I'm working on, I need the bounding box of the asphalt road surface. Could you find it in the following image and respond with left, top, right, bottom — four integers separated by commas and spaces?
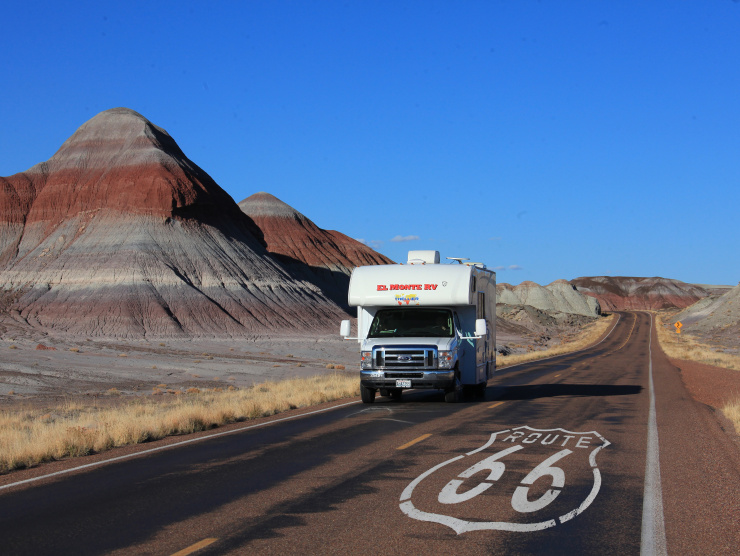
1, 312, 738, 555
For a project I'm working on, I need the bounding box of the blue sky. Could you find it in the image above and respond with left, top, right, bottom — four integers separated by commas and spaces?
2, 1, 739, 286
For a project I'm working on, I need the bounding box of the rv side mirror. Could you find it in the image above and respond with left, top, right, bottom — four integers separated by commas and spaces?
475, 319, 487, 337
340, 320, 351, 338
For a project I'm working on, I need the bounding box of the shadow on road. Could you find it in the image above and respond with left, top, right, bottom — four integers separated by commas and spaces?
491, 383, 642, 401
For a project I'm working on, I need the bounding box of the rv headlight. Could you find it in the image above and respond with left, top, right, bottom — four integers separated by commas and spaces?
361, 351, 373, 369
438, 350, 454, 369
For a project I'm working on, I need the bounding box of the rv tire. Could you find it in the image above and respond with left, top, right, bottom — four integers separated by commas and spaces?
360, 383, 376, 404
474, 382, 487, 397
444, 374, 462, 403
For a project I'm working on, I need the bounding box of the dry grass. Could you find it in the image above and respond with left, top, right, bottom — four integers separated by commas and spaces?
655, 314, 740, 371
0, 372, 358, 474
723, 400, 740, 434
497, 314, 616, 369
655, 313, 740, 434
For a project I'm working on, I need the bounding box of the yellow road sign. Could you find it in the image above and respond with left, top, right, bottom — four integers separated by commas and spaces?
675, 321, 682, 329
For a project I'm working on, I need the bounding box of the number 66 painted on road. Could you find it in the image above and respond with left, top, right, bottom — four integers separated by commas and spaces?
438, 445, 572, 513
399, 426, 610, 534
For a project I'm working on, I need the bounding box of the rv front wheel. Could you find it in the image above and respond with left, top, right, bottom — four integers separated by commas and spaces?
444, 374, 462, 403
360, 383, 376, 404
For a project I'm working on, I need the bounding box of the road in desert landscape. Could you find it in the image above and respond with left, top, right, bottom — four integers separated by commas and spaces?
0, 312, 738, 555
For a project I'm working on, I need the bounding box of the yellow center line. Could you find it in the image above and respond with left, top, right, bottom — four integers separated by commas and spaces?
488, 401, 505, 409
609, 313, 637, 353
554, 374, 561, 378
397, 433, 432, 450
171, 538, 218, 556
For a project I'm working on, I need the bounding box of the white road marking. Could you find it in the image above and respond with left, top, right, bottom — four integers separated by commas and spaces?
400, 425, 610, 534
344, 407, 393, 418
640, 313, 668, 555
0, 400, 360, 493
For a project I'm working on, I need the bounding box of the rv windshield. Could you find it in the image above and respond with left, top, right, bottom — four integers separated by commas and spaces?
368, 308, 454, 338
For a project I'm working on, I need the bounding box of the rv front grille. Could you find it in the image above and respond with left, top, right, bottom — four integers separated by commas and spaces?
372, 346, 438, 370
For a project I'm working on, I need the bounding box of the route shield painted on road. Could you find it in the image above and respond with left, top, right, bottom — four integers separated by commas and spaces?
399, 426, 610, 534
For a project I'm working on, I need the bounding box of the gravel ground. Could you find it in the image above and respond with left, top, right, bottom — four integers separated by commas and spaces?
0, 333, 358, 408
668, 357, 740, 411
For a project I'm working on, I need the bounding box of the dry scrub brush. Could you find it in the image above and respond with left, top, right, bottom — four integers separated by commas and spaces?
0, 372, 358, 474
497, 314, 616, 369
655, 314, 740, 371
655, 313, 740, 434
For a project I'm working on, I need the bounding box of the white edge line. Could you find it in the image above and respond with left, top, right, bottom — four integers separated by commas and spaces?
498, 313, 622, 372
0, 399, 360, 493
640, 313, 668, 555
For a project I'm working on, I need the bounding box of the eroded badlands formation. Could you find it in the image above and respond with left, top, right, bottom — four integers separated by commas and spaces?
0, 108, 355, 338
497, 280, 600, 317
239, 192, 392, 307
1, 107, 728, 351
671, 282, 740, 346
569, 276, 708, 310
239, 192, 392, 272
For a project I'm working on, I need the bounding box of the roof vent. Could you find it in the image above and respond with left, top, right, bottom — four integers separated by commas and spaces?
407, 250, 440, 265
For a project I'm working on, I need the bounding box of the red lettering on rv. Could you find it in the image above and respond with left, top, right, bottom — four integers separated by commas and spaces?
424, 284, 438, 290
389, 284, 424, 291
377, 284, 388, 291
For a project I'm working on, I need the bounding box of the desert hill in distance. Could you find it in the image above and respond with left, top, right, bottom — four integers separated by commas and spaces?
497, 279, 600, 317
0, 107, 729, 347
669, 282, 740, 348
0, 108, 368, 339
569, 276, 709, 311
239, 192, 393, 307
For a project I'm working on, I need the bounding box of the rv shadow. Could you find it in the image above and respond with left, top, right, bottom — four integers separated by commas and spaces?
488, 383, 642, 401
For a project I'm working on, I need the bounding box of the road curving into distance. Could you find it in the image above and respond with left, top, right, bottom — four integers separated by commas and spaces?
0, 312, 737, 555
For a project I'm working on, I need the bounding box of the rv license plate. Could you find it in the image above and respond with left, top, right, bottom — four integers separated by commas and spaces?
396, 379, 412, 388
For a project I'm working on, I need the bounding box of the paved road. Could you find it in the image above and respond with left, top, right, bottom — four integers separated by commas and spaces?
0, 312, 738, 555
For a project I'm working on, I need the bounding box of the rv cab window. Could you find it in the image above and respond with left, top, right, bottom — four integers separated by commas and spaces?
368, 308, 454, 338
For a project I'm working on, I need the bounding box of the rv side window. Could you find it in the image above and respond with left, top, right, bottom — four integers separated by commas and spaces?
368, 308, 454, 338
477, 292, 485, 319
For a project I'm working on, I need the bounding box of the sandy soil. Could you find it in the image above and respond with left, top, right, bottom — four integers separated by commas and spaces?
0, 333, 358, 409
0, 303, 596, 407
5, 309, 734, 419
668, 357, 740, 411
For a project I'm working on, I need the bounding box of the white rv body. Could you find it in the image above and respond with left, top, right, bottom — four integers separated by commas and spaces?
341, 251, 496, 403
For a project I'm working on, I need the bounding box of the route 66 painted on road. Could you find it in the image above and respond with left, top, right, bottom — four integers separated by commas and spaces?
400, 426, 610, 534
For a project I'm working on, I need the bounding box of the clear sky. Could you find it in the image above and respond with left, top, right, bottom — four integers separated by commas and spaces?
2, 1, 738, 286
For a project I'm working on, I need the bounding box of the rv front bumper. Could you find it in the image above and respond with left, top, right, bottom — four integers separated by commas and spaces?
360, 369, 455, 390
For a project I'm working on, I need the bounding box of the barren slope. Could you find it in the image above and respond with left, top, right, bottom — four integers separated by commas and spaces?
0, 108, 346, 338
670, 282, 740, 346
496, 279, 600, 317
239, 192, 393, 307
570, 276, 708, 310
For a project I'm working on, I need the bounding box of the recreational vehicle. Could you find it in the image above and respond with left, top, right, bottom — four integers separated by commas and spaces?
340, 250, 496, 403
